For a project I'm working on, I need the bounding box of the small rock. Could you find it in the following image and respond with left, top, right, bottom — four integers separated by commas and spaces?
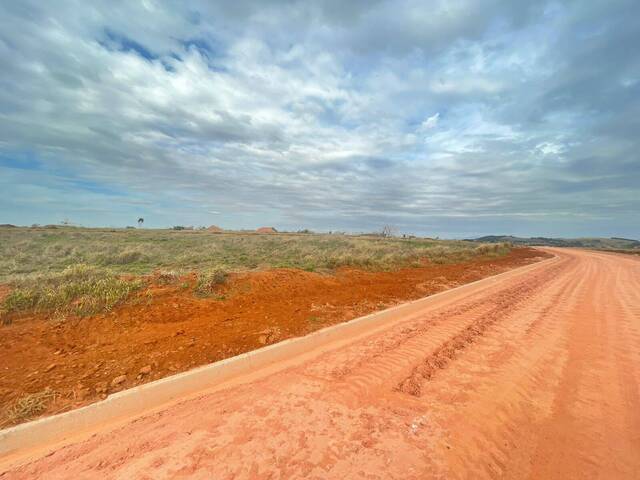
75, 388, 89, 401
45, 363, 57, 372
95, 381, 108, 394
111, 375, 127, 387
139, 365, 152, 375
174, 329, 185, 336
257, 327, 281, 345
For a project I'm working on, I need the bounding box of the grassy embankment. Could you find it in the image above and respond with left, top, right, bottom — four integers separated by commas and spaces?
0, 227, 511, 321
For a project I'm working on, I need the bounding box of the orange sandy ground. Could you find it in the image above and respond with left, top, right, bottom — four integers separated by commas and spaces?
0, 248, 546, 427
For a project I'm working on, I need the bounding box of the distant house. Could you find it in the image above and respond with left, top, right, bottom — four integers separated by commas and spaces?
256, 227, 277, 234
207, 225, 224, 233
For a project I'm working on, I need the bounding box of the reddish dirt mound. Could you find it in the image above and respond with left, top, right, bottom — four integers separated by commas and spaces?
0, 248, 547, 427
256, 226, 277, 233
206, 225, 224, 233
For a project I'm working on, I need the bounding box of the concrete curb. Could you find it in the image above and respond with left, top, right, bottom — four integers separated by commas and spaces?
0, 254, 556, 461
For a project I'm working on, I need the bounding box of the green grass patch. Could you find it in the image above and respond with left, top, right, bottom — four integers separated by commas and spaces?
1, 264, 143, 319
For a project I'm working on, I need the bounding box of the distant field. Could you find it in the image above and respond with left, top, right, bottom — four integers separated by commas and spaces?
471, 234, 640, 250
0, 227, 512, 319
0, 227, 510, 281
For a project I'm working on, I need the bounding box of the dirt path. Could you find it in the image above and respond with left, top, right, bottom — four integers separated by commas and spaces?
0, 248, 543, 427
3, 248, 640, 479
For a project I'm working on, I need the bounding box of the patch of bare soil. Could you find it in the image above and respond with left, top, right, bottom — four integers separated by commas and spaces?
0, 248, 547, 427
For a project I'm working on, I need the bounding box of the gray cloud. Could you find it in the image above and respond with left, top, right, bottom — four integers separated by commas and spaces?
0, 0, 638, 237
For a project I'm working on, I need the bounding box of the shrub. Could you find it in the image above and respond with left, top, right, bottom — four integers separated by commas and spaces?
103, 249, 146, 265
194, 269, 228, 297
155, 270, 180, 285
474, 242, 511, 256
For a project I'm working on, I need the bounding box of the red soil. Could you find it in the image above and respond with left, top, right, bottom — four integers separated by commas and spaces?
0, 248, 546, 427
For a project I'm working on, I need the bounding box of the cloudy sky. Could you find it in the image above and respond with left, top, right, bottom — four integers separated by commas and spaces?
0, 1, 638, 237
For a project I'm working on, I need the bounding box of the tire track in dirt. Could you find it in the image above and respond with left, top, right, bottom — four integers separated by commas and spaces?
526, 254, 640, 479
302, 259, 569, 405
420, 252, 589, 479
394, 263, 567, 397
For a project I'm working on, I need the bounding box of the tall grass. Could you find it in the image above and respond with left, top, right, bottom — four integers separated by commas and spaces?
1, 264, 142, 319
0, 228, 513, 318
0, 228, 512, 282
2, 389, 58, 425
194, 268, 229, 297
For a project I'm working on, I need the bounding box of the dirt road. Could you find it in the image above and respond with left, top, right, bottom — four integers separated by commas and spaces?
3, 248, 640, 479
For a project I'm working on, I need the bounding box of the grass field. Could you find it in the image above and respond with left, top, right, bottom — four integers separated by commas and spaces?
0, 227, 511, 319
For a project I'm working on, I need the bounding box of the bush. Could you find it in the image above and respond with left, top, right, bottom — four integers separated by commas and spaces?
155, 270, 180, 285
474, 242, 511, 256
194, 269, 228, 297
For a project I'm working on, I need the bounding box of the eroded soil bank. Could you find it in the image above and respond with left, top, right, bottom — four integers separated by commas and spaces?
0, 248, 547, 426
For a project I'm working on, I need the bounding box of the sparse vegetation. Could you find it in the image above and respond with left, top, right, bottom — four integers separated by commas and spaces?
1, 264, 143, 320
194, 268, 229, 297
0, 227, 515, 317
3, 389, 58, 425
473, 242, 512, 256
155, 270, 180, 285
0, 228, 514, 281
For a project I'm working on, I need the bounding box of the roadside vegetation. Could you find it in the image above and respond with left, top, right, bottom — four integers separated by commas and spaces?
2, 389, 58, 426
1, 264, 143, 322
0, 227, 512, 320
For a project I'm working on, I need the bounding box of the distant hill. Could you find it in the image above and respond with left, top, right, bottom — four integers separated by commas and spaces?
468, 235, 640, 250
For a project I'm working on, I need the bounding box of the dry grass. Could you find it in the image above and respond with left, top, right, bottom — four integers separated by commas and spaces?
0, 228, 511, 280
0, 227, 512, 318
3, 389, 58, 425
194, 269, 229, 297
1, 264, 143, 321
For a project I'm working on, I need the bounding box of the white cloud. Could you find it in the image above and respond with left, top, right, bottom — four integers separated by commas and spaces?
0, 0, 638, 237
420, 112, 440, 130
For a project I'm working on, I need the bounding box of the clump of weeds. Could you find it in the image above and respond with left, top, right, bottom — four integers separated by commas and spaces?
194, 269, 229, 297
3, 389, 58, 425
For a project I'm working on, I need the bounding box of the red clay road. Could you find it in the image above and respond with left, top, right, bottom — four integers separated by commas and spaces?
2, 248, 640, 479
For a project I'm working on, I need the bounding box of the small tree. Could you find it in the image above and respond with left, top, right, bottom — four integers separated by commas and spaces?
137, 217, 144, 228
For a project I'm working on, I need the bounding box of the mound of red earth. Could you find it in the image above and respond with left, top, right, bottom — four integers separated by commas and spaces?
256, 226, 277, 233
0, 248, 548, 427
206, 225, 224, 233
